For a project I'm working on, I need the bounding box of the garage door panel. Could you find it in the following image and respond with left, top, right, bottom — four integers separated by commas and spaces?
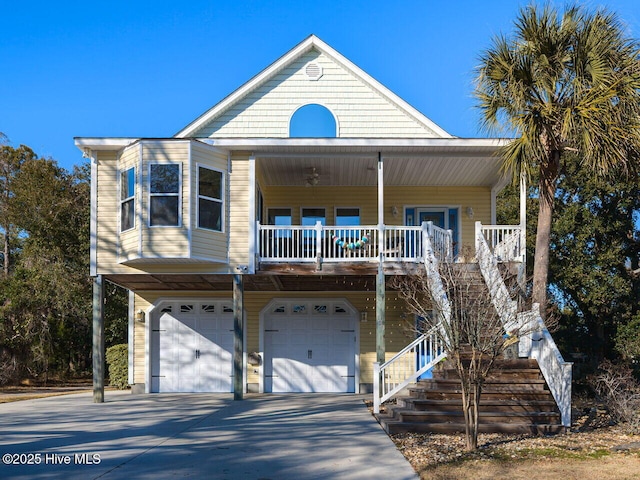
264, 302, 357, 393
151, 301, 234, 393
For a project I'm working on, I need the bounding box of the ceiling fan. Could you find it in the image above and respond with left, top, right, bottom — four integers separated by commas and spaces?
305, 167, 319, 187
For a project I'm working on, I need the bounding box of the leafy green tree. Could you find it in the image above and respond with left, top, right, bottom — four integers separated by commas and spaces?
549, 158, 639, 361
0, 156, 92, 382
0, 144, 37, 276
476, 3, 640, 315
497, 157, 640, 364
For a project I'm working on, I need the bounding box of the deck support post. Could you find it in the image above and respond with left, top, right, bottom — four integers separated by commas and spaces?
376, 262, 386, 365
376, 152, 386, 365
233, 273, 245, 400
92, 275, 105, 403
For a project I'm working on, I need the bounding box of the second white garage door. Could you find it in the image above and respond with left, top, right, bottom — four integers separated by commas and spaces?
263, 300, 358, 393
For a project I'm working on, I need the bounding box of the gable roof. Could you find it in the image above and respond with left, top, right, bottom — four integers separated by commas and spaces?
175, 34, 452, 139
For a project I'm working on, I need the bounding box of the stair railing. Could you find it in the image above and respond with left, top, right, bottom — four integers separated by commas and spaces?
475, 223, 572, 428
373, 327, 447, 414
528, 303, 573, 427
475, 222, 519, 333
372, 224, 451, 414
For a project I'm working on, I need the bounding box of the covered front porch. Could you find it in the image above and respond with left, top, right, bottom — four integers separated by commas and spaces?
256, 221, 524, 267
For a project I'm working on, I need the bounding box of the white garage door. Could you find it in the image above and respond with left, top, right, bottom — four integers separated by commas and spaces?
151, 301, 234, 393
263, 300, 357, 393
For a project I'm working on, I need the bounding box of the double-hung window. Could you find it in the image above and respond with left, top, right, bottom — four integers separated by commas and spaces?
198, 166, 223, 231
120, 167, 135, 232
149, 164, 180, 226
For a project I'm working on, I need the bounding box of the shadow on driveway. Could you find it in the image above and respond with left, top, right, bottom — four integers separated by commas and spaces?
0, 391, 417, 479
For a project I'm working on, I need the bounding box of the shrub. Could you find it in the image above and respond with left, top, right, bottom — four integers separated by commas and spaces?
591, 359, 640, 434
105, 344, 129, 390
615, 314, 640, 363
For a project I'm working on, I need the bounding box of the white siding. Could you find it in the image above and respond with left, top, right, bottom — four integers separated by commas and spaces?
192, 50, 441, 139
190, 143, 229, 261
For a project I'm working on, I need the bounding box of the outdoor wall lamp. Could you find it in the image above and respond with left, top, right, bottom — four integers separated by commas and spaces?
466, 207, 474, 219
391, 206, 399, 218
135, 310, 145, 323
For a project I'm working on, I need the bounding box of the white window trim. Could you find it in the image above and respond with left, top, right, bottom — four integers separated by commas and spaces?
119, 166, 136, 233
196, 163, 225, 232
267, 207, 292, 225
300, 206, 326, 226
334, 206, 361, 225
148, 162, 182, 228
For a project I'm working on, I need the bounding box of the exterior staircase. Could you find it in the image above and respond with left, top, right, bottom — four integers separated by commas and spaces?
373, 222, 572, 432
376, 356, 564, 435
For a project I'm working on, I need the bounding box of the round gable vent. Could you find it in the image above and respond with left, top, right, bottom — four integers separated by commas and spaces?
305, 62, 323, 81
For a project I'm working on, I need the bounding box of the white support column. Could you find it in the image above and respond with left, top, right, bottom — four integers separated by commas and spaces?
377, 152, 384, 226
519, 170, 527, 260
248, 155, 256, 273
89, 150, 97, 277
518, 170, 528, 289
377, 153, 385, 259
490, 185, 498, 225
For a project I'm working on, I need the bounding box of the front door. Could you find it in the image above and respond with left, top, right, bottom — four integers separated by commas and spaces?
415, 208, 459, 256
418, 210, 446, 228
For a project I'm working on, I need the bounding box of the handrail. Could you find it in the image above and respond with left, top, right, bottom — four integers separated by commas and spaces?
372, 223, 452, 414
422, 223, 452, 321
529, 304, 573, 427
373, 327, 447, 414
476, 223, 572, 428
475, 222, 518, 333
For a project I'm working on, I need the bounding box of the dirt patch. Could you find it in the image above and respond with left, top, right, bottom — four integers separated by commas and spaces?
0, 379, 97, 403
390, 406, 640, 480
393, 426, 640, 479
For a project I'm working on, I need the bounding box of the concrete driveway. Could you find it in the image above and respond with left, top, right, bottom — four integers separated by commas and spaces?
0, 391, 417, 479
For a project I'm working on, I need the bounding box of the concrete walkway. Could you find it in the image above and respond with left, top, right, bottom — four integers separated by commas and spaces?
0, 391, 417, 479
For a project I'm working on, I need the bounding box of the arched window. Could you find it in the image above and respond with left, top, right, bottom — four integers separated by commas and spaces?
289, 104, 337, 138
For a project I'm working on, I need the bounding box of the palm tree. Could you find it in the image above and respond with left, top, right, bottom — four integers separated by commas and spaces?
475, 3, 640, 314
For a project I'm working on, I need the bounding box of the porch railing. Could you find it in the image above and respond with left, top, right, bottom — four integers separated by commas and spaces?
476, 223, 524, 262
257, 222, 453, 264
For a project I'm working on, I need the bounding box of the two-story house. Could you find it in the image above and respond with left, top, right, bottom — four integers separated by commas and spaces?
77, 35, 571, 430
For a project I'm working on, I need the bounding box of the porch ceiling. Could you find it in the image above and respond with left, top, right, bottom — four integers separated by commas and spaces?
210, 138, 510, 187
257, 154, 504, 187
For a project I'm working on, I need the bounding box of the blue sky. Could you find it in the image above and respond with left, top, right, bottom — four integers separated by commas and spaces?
2, 0, 639, 172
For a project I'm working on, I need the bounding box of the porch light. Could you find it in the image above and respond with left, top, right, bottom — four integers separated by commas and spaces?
391, 206, 399, 218
135, 310, 145, 323
466, 207, 474, 219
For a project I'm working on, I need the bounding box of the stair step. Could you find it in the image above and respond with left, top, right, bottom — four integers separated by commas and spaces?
409, 384, 548, 396
397, 398, 557, 412
409, 391, 555, 402
419, 378, 546, 386
389, 409, 560, 424
432, 368, 542, 379
377, 417, 565, 435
